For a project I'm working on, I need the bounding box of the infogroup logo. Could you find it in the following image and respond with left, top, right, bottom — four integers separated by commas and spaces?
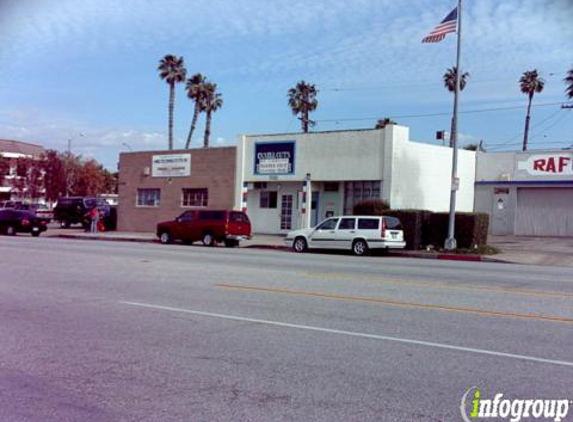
460, 387, 571, 422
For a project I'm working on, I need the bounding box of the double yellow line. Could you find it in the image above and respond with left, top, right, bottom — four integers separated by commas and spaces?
216, 283, 573, 325
304, 272, 573, 299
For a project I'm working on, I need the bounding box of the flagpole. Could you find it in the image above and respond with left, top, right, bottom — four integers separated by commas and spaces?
444, 0, 462, 250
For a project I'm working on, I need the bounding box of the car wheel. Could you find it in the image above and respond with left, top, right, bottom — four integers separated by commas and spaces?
6, 225, 16, 236
159, 231, 172, 244
224, 239, 238, 248
293, 237, 308, 253
202, 232, 215, 246
352, 239, 369, 256
32, 231, 40, 237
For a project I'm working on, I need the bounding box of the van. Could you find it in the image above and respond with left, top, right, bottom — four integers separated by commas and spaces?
54, 197, 111, 228
156, 210, 252, 247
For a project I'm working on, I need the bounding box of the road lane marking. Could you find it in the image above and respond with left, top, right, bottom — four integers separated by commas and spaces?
216, 284, 573, 325
305, 272, 573, 299
120, 301, 573, 368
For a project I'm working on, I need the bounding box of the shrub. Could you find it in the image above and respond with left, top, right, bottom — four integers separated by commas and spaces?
427, 212, 489, 249
353, 199, 390, 216
385, 209, 431, 250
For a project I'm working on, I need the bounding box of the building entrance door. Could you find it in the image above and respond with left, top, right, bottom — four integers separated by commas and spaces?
311, 191, 320, 227
280, 194, 293, 231
491, 191, 511, 235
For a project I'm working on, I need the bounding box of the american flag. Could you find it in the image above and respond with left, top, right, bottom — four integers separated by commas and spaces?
421, 7, 458, 43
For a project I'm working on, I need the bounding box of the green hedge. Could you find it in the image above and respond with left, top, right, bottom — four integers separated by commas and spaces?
352, 201, 489, 250
352, 199, 390, 215
427, 212, 489, 249
385, 209, 431, 250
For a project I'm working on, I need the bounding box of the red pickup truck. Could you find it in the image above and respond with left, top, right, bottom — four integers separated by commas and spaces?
156, 210, 252, 247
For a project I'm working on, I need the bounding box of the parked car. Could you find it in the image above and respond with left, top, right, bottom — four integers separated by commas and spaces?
156, 210, 252, 247
14, 203, 54, 221
0, 209, 48, 236
54, 197, 111, 229
0, 200, 22, 209
285, 215, 406, 256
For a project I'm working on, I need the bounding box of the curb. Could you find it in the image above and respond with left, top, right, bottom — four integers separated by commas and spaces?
50, 234, 506, 263
54, 234, 156, 243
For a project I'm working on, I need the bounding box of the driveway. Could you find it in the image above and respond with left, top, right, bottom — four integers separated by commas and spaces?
489, 235, 573, 267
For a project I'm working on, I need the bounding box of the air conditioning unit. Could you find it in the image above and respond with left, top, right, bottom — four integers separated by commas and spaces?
498, 172, 511, 181
143, 166, 151, 176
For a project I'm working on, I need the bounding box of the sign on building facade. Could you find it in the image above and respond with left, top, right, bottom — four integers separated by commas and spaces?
152, 154, 191, 177
517, 153, 573, 176
254, 141, 295, 175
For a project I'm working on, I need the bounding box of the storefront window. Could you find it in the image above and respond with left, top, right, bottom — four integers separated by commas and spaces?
260, 191, 278, 209
343, 181, 381, 214
182, 188, 208, 207
137, 188, 161, 207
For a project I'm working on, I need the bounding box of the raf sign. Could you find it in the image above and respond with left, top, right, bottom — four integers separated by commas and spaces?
517, 153, 573, 176
254, 141, 295, 175
152, 154, 191, 177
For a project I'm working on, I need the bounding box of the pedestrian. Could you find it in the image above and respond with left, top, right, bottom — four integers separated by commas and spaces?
89, 206, 100, 233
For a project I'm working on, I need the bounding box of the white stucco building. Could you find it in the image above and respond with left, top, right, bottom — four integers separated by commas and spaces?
475, 149, 573, 236
234, 125, 476, 234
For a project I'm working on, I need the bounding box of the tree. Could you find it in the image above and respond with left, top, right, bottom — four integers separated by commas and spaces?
375, 118, 397, 129
184, 73, 208, 149
158, 54, 186, 150
519, 69, 545, 151
0, 154, 10, 187
75, 159, 107, 196
443, 67, 470, 147
287, 81, 318, 133
443, 66, 469, 93
12, 157, 43, 201
565, 65, 573, 99
200, 82, 223, 148
41, 150, 67, 202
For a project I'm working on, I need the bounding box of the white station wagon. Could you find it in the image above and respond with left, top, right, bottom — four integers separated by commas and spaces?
285, 215, 406, 256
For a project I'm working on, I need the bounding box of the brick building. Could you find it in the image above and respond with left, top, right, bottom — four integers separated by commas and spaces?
0, 139, 45, 203
117, 147, 236, 232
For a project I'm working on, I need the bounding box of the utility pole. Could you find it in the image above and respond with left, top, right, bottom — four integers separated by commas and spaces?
444, 0, 463, 251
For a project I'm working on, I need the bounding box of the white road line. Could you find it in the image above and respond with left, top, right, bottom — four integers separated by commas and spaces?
120, 301, 573, 368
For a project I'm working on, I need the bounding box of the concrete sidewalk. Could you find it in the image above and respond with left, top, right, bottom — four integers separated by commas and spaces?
43, 226, 572, 266
488, 235, 573, 267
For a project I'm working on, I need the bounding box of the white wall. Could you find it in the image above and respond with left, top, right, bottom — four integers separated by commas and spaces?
389, 137, 475, 212
240, 129, 386, 182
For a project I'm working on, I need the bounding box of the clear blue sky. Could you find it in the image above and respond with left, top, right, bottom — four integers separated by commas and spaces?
0, 0, 571, 170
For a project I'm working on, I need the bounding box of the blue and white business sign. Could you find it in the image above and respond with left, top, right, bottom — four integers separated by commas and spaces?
254, 141, 295, 175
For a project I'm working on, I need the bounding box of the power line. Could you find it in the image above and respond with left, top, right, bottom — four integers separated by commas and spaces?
315, 101, 566, 123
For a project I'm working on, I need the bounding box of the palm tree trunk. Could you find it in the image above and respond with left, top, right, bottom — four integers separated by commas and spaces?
168, 82, 175, 150
204, 110, 212, 148
185, 104, 200, 149
302, 110, 309, 133
523, 94, 533, 151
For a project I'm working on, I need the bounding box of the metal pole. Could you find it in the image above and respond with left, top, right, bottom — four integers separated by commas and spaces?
444, 0, 462, 251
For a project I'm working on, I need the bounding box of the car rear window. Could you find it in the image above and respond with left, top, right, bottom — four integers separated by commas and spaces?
199, 211, 225, 221
230, 212, 250, 223
357, 218, 379, 230
384, 216, 402, 230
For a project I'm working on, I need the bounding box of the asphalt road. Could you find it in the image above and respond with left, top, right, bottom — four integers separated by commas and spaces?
1, 236, 572, 422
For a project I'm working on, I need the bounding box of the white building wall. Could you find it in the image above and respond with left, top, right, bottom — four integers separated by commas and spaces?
389, 135, 475, 211
240, 129, 386, 182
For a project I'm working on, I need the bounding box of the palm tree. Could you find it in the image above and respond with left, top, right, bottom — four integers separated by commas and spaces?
287, 81, 318, 132
375, 118, 397, 129
200, 83, 223, 148
158, 54, 186, 150
565, 65, 573, 100
443, 66, 469, 93
184, 73, 208, 149
519, 69, 545, 151
443, 67, 469, 148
